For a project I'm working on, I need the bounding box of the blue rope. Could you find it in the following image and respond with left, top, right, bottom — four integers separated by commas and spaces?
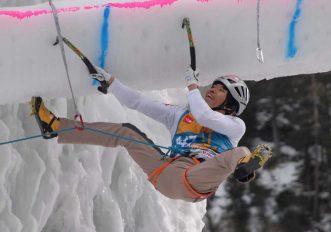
0, 128, 75, 146
84, 127, 170, 150
0, 127, 188, 158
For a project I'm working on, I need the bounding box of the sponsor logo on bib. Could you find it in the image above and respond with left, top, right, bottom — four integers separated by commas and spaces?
183, 115, 194, 124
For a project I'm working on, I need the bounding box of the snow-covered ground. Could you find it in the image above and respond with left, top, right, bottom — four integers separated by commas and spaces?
1, 0, 330, 231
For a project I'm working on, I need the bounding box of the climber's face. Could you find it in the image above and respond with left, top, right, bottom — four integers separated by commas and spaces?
204, 83, 228, 109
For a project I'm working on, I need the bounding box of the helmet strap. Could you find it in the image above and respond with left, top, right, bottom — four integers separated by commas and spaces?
211, 104, 234, 115
211, 104, 225, 112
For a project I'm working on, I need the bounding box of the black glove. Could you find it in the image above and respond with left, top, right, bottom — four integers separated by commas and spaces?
90, 66, 111, 94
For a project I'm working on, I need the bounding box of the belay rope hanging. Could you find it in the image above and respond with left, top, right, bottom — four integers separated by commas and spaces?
49, 0, 84, 129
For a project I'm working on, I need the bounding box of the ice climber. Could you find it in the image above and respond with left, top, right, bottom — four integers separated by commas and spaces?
31, 66, 272, 202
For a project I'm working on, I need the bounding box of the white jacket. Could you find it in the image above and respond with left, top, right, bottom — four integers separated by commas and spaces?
109, 79, 246, 149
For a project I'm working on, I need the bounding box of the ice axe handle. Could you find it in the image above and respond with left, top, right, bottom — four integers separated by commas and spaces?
182, 18, 196, 71
53, 37, 99, 74
53, 36, 108, 94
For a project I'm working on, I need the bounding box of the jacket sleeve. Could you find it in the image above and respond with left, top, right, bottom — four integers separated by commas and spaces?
186, 89, 246, 140
109, 79, 178, 130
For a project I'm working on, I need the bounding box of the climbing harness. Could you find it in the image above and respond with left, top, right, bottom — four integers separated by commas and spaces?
148, 157, 179, 186
182, 157, 214, 201
148, 156, 214, 201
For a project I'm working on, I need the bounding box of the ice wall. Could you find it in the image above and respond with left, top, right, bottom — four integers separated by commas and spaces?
1, 0, 331, 105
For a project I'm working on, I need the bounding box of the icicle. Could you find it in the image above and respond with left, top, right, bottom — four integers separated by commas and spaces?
256, 0, 264, 63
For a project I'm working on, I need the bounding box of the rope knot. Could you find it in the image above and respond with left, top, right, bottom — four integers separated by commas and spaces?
165, 145, 191, 158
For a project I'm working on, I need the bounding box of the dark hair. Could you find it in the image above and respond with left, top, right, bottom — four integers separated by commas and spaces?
212, 81, 239, 115
224, 94, 239, 115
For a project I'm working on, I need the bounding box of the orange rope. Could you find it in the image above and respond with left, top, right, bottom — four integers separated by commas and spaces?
148, 157, 214, 200
182, 158, 214, 199
148, 157, 178, 186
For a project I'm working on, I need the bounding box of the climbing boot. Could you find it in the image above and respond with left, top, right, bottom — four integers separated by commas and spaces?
234, 144, 272, 183
31, 96, 60, 139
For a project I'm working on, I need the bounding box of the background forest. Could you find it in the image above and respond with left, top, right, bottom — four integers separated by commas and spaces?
203, 73, 331, 232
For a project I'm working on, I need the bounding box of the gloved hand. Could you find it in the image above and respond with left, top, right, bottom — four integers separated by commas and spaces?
90, 66, 112, 94
185, 66, 199, 87
90, 66, 112, 83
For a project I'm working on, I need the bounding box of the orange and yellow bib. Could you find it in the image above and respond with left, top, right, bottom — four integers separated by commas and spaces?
172, 111, 233, 156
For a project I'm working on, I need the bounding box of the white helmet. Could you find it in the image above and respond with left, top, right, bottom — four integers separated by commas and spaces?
213, 75, 250, 115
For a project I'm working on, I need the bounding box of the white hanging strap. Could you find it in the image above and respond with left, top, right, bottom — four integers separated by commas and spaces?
256, 0, 264, 63
49, 0, 84, 129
